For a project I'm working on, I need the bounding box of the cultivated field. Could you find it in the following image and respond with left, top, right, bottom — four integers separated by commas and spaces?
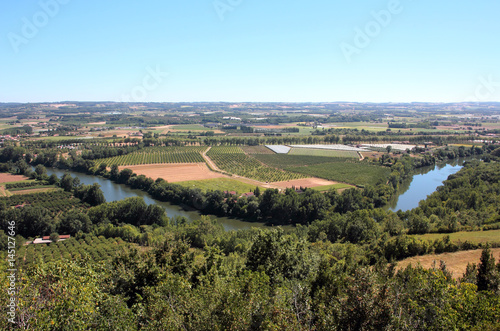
289, 148, 360, 158
270, 178, 352, 190
206, 146, 305, 183
18, 236, 129, 266
287, 161, 391, 186
10, 187, 59, 195
253, 154, 345, 168
415, 230, 500, 244
0, 190, 90, 216
119, 163, 226, 182
177, 178, 259, 193
397, 248, 500, 279
0, 173, 29, 183
252, 154, 390, 186
291, 144, 367, 152
95, 146, 207, 167
241, 145, 276, 155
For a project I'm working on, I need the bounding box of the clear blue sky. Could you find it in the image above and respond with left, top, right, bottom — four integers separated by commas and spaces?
1, 0, 499, 103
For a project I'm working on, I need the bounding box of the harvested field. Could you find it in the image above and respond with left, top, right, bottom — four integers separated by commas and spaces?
415, 229, 500, 244
119, 163, 227, 182
271, 177, 347, 189
0, 174, 28, 184
397, 248, 500, 279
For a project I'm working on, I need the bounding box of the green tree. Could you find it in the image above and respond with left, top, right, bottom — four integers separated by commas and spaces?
48, 173, 59, 185
246, 228, 311, 283
58, 211, 92, 235
34, 164, 47, 178
15, 159, 29, 175
85, 183, 106, 206
59, 173, 73, 191
110, 164, 119, 179
477, 247, 499, 292
49, 232, 60, 242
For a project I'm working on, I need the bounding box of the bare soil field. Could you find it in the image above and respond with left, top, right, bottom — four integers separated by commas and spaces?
120, 163, 227, 182
397, 248, 500, 279
271, 178, 342, 189
0, 174, 28, 183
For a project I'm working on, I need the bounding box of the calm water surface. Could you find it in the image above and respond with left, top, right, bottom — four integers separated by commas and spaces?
387, 159, 467, 212
44, 168, 268, 231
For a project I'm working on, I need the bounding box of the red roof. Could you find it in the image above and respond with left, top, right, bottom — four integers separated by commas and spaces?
42, 235, 70, 240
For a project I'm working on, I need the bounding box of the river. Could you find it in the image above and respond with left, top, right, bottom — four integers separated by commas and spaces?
387, 158, 467, 212
43, 168, 268, 231
45, 159, 467, 229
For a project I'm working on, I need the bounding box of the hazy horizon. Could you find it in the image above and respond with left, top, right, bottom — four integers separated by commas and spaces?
1, 0, 499, 103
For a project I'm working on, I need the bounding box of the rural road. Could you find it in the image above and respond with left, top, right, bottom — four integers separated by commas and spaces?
201, 147, 222, 172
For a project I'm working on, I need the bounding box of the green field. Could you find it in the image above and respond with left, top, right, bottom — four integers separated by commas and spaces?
170, 124, 208, 131
310, 183, 354, 191
414, 230, 500, 244
289, 148, 360, 158
177, 178, 259, 193
287, 161, 391, 186
293, 127, 315, 135
326, 122, 389, 132
206, 146, 305, 183
253, 154, 356, 168
8, 185, 56, 192
94, 146, 207, 167
241, 145, 276, 155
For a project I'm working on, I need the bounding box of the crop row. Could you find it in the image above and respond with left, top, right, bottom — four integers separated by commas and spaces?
206, 146, 305, 183
289, 148, 360, 158
18, 236, 128, 266
0, 190, 89, 214
5, 181, 49, 190
94, 146, 207, 167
